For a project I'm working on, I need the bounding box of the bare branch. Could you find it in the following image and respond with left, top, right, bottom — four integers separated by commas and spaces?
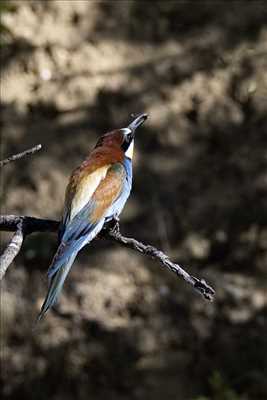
101, 222, 215, 301
0, 216, 59, 280
0, 144, 42, 167
0, 215, 59, 234
0, 215, 215, 300
0, 222, 24, 280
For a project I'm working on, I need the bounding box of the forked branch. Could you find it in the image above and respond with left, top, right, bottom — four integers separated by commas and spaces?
0, 215, 215, 300
0, 145, 215, 301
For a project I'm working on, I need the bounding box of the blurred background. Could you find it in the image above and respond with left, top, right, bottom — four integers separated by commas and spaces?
1, 1, 267, 399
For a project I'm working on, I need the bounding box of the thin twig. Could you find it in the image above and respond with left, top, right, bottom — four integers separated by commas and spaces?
0, 144, 42, 167
0, 215, 215, 300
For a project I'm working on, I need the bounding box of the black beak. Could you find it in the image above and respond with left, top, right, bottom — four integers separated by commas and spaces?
128, 113, 148, 131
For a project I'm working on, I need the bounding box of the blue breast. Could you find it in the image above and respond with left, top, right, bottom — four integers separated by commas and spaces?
123, 157, 133, 190
104, 157, 133, 222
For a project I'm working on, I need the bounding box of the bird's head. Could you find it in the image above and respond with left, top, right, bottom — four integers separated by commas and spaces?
96, 113, 148, 160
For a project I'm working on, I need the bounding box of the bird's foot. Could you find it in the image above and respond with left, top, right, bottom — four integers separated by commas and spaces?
111, 219, 120, 234
113, 215, 120, 223
103, 216, 120, 234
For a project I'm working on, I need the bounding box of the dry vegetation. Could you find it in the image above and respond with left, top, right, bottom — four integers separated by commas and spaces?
1, 1, 267, 399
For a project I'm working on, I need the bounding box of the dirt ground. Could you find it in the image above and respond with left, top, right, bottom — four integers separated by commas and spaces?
1, 1, 267, 399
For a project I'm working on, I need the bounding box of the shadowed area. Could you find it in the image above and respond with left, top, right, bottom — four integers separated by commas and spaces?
1, 1, 267, 399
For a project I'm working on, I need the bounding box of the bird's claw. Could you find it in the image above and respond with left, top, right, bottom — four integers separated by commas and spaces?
103, 217, 120, 234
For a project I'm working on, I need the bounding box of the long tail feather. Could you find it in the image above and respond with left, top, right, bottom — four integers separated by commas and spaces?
47, 235, 88, 280
37, 221, 105, 322
37, 252, 77, 321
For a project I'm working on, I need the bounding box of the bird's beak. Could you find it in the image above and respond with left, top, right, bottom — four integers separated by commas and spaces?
128, 113, 148, 132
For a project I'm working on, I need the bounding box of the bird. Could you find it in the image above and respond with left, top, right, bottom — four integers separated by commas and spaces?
38, 113, 148, 320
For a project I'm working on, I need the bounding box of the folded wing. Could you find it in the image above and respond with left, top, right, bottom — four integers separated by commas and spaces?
47, 162, 126, 279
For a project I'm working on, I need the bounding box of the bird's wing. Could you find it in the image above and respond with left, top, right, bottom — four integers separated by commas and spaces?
47, 162, 126, 279
61, 145, 124, 232
61, 164, 111, 233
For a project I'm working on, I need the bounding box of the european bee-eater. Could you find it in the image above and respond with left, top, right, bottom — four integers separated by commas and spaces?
38, 113, 148, 320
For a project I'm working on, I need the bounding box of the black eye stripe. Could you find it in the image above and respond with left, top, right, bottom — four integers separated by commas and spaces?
121, 139, 131, 152
121, 131, 134, 152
